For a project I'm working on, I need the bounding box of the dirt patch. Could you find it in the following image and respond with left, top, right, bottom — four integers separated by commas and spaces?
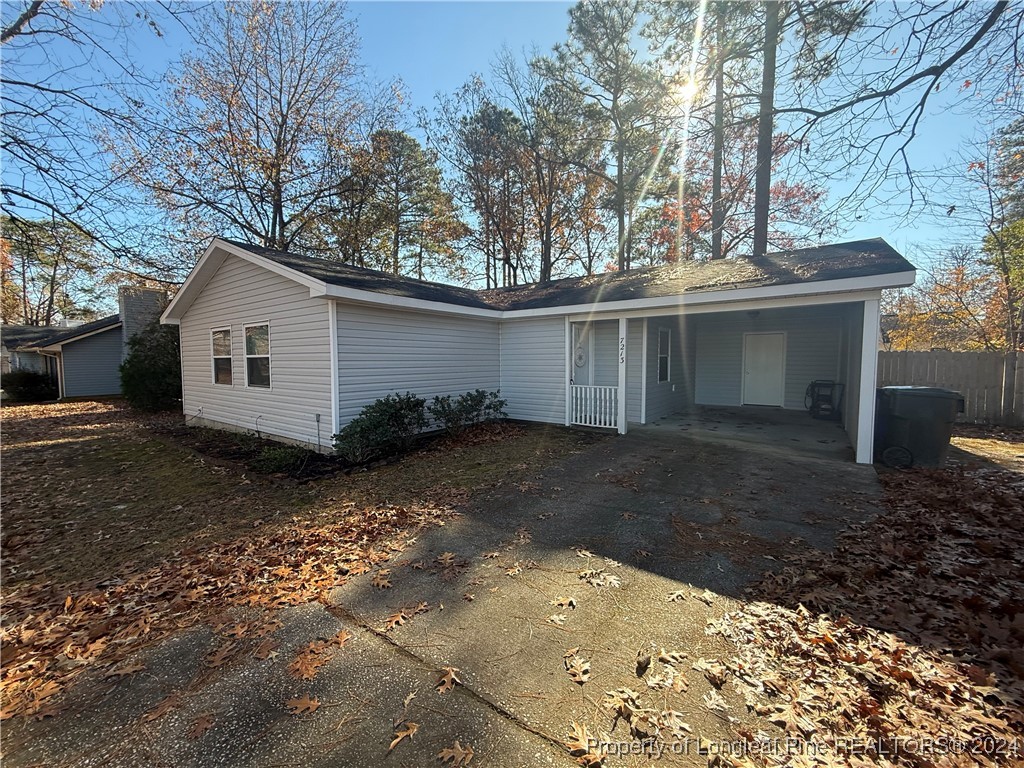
950, 424, 1024, 471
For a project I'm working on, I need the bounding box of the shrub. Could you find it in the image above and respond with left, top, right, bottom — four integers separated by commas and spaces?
427, 389, 508, 436
333, 392, 427, 464
1, 370, 58, 402
120, 319, 181, 411
248, 444, 312, 474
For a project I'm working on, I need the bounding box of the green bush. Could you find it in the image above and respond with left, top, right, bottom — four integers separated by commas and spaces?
248, 444, 312, 474
333, 392, 427, 464
427, 389, 508, 436
120, 319, 181, 411
1, 370, 58, 402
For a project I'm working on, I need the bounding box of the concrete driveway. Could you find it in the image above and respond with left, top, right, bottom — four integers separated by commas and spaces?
5, 424, 882, 767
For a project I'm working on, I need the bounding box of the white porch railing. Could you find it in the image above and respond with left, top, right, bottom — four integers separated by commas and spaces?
570, 384, 618, 429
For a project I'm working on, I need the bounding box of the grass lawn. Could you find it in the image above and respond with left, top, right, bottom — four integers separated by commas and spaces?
1, 401, 598, 589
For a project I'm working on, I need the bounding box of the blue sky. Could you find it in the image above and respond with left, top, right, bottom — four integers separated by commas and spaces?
11, 0, 998, 272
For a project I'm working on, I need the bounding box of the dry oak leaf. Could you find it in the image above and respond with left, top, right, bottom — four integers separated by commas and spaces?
436, 666, 461, 694
188, 712, 216, 740
547, 614, 568, 626
436, 552, 457, 568
563, 653, 591, 686
388, 721, 420, 752
205, 642, 238, 668
566, 722, 603, 766
287, 694, 321, 716
330, 630, 353, 648
384, 610, 410, 632
104, 662, 145, 679
372, 570, 393, 589
253, 637, 281, 660
142, 693, 181, 723
666, 590, 688, 603
437, 740, 475, 766
551, 597, 577, 609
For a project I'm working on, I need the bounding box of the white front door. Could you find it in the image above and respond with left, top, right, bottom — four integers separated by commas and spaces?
742, 332, 786, 406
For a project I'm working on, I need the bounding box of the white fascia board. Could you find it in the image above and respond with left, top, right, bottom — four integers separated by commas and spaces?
37, 322, 124, 351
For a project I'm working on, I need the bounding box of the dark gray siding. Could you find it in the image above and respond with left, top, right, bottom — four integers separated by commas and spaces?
62, 327, 123, 397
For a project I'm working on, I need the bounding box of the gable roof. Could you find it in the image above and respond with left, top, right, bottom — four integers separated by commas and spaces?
163, 237, 915, 322
29, 315, 121, 349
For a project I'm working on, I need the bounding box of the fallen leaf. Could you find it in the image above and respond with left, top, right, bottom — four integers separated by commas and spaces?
287, 694, 320, 715
388, 721, 419, 752
436, 666, 461, 694
188, 712, 215, 739
437, 739, 475, 766
563, 652, 591, 685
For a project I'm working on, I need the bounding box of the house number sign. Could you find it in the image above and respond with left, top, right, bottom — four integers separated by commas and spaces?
619, 336, 626, 364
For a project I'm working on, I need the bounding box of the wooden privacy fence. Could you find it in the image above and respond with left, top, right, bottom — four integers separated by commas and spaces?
877, 350, 1024, 426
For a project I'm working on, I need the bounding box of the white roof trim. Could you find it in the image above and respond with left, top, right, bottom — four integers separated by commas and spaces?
161, 238, 916, 324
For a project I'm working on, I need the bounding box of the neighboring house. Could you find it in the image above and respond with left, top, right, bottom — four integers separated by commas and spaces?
12, 288, 167, 398
1, 325, 61, 380
161, 238, 915, 464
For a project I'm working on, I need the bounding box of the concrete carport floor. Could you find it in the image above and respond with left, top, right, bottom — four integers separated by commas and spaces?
638, 405, 855, 462
5, 423, 883, 768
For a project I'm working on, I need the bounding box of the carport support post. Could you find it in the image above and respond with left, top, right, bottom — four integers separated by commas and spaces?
856, 299, 880, 464
618, 317, 628, 434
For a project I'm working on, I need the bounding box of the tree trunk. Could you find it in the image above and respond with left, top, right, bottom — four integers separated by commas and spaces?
711, 7, 726, 260
616, 138, 627, 271
752, 0, 779, 257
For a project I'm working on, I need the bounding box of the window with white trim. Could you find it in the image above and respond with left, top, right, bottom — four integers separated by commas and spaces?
657, 328, 671, 383
244, 323, 271, 388
211, 328, 232, 385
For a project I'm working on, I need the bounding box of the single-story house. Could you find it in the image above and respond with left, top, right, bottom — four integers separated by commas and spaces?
1, 325, 61, 380
161, 238, 915, 464
13, 288, 167, 398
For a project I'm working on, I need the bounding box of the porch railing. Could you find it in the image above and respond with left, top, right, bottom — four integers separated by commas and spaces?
570, 384, 618, 429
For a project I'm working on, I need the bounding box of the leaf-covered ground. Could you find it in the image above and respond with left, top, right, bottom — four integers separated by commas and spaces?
2, 402, 1022, 767
707, 466, 1024, 767
0, 401, 598, 722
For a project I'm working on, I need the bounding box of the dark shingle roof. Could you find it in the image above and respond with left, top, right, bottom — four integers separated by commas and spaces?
225, 238, 914, 312
1, 325, 61, 350
26, 314, 121, 348
223, 240, 495, 309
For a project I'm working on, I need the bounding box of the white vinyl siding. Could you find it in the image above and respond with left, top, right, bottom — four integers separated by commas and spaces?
644, 316, 687, 421
693, 306, 843, 410
591, 321, 618, 386
61, 326, 123, 397
178, 254, 333, 448
335, 304, 499, 427
499, 317, 565, 424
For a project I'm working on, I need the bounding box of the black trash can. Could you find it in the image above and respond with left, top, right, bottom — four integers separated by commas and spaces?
875, 386, 965, 467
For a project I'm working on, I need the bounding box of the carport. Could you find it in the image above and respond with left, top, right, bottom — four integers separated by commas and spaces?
558, 241, 916, 464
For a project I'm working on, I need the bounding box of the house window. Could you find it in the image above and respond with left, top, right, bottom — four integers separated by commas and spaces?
658, 328, 671, 383
244, 323, 271, 388
211, 328, 232, 385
